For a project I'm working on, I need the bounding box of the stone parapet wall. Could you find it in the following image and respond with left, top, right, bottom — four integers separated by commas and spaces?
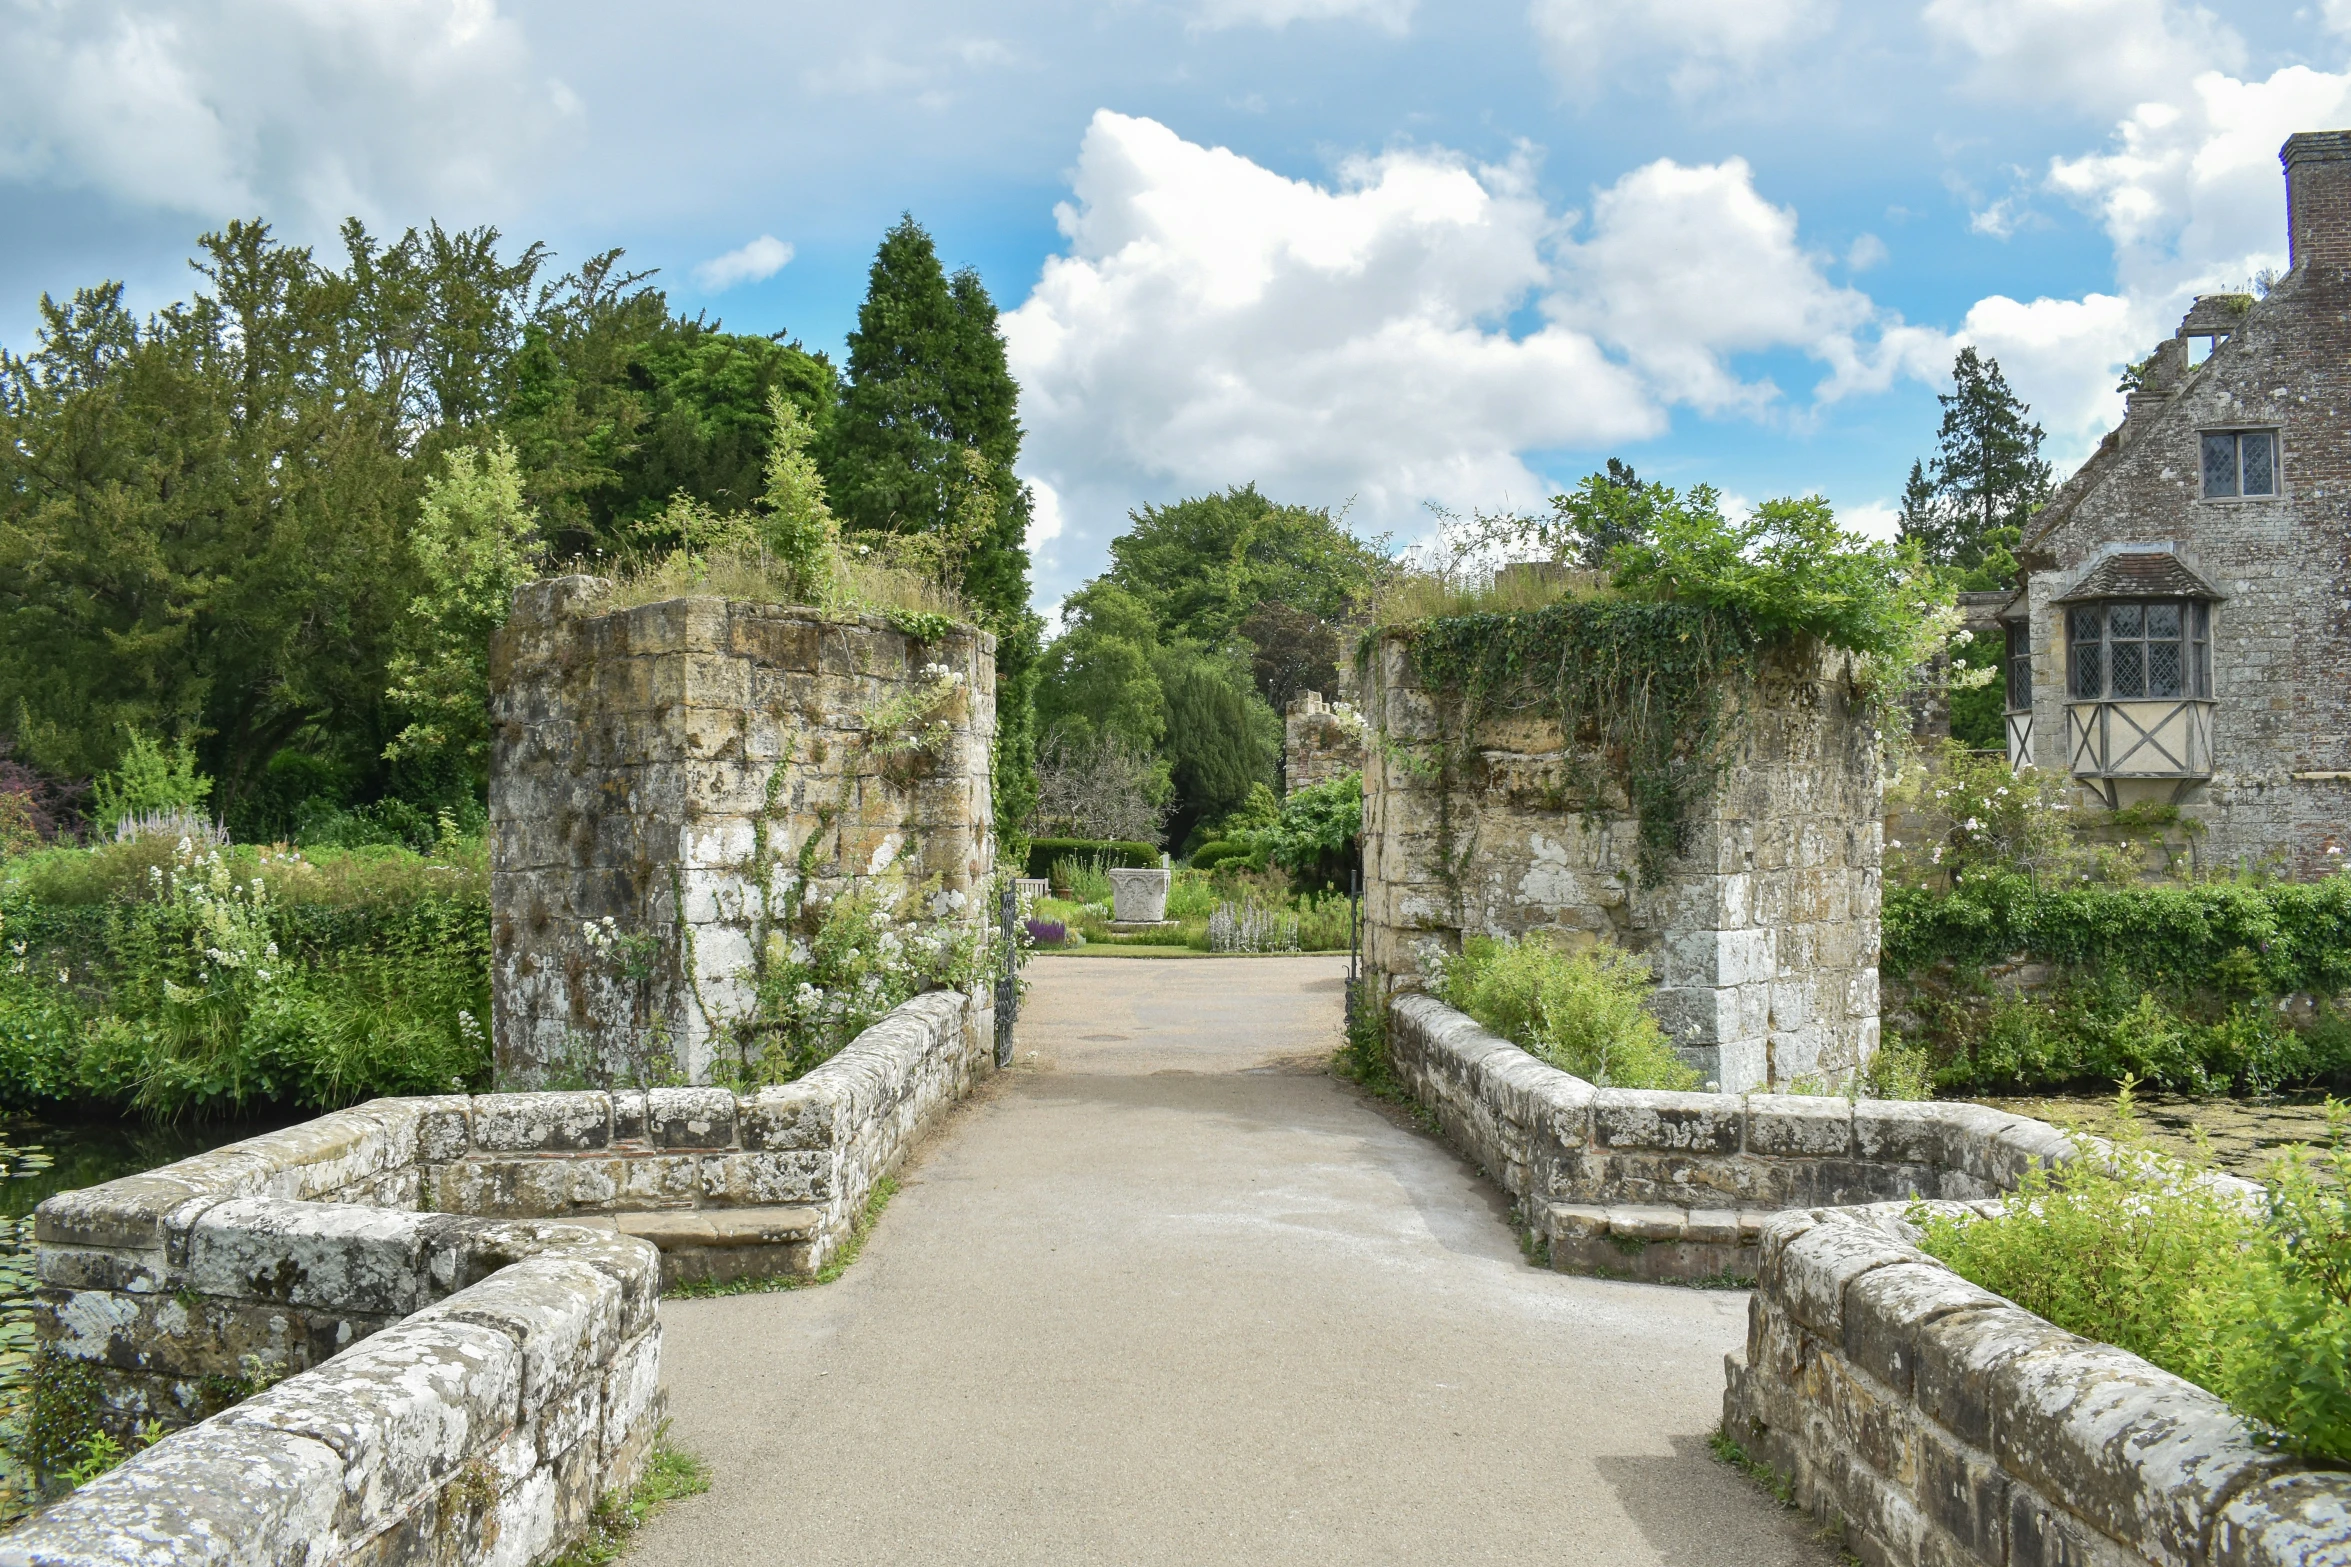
1363, 634, 1880, 1092
1723, 1205, 2351, 1567
21, 988, 984, 1565
1390, 994, 2073, 1282
20, 1203, 663, 1567
489, 579, 996, 1086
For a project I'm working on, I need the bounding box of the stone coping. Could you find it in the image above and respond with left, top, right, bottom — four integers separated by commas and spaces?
1384, 992, 2262, 1281
1724, 1203, 2351, 1566
15, 988, 983, 1565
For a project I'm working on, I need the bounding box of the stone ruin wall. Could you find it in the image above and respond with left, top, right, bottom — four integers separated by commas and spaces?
489, 579, 997, 1087
1283, 690, 1365, 792
1361, 633, 1882, 1093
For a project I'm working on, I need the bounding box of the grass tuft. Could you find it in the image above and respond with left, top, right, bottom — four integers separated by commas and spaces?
548, 1427, 710, 1566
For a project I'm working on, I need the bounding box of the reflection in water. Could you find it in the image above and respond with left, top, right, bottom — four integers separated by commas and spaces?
0, 1114, 290, 1523
1974, 1091, 2344, 1182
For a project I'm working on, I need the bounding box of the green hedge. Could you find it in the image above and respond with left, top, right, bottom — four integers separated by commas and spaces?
1884, 874, 2351, 997
1024, 839, 1162, 878
1884, 873, 2351, 1094
1188, 840, 1254, 870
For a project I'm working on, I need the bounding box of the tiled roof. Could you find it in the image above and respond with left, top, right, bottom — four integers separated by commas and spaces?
2052, 550, 2226, 603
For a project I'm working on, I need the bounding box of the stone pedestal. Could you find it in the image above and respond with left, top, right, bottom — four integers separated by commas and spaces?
1108, 867, 1171, 922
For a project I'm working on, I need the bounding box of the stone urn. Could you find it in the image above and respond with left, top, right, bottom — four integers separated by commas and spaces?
1107, 867, 1173, 923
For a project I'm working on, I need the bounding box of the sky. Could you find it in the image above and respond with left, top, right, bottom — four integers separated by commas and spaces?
1, 0, 2344, 614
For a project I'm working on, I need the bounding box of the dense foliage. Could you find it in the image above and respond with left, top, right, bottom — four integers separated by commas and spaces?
1920, 1095, 2351, 1463
0, 212, 1037, 847
0, 834, 490, 1117
1034, 485, 1387, 850
1884, 871, 2351, 1093
1394, 480, 1945, 887
1428, 933, 1700, 1091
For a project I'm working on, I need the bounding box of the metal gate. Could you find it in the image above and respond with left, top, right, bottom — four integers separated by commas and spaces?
995, 883, 1020, 1068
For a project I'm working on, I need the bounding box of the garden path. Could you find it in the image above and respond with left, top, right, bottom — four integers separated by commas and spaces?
633, 956, 1837, 1566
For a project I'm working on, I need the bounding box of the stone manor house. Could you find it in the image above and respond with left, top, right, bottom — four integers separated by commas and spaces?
2002, 129, 2351, 878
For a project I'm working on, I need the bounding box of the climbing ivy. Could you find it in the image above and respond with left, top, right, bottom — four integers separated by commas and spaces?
1403, 599, 1761, 886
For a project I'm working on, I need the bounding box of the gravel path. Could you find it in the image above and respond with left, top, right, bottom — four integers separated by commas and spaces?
632, 955, 1837, 1566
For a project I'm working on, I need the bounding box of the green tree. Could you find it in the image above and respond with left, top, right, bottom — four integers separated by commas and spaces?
1548, 458, 1651, 567
1106, 485, 1386, 646
1901, 347, 2051, 584
1035, 582, 1168, 764
1156, 648, 1276, 849
384, 439, 545, 781
502, 254, 838, 560
825, 215, 1040, 860
0, 222, 443, 813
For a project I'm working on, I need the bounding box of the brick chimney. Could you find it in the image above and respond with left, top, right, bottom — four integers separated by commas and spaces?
2282, 131, 2351, 269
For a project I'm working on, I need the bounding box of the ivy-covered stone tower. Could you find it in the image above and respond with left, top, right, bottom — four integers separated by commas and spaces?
1360, 630, 1881, 1093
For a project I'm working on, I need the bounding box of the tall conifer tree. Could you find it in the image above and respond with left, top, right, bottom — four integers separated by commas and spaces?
825, 216, 1041, 858
1900, 347, 2052, 582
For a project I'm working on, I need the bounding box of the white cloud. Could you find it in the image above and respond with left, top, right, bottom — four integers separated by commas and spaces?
1529, 0, 1834, 95
1923, 0, 2244, 120
693, 234, 794, 291
1956, 63, 2351, 466
1920, 10, 2351, 470
0, 0, 573, 229
1838, 499, 1901, 542
1025, 475, 1068, 553
1004, 111, 1942, 576
1191, 0, 1414, 32
2047, 66, 2347, 290
1550, 156, 1931, 413
1847, 233, 1888, 270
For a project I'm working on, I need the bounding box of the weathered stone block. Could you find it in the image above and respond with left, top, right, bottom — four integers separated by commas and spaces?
1746, 1094, 1854, 1157
1841, 1262, 2001, 1400
1990, 1340, 2292, 1565
647, 1087, 737, 1149
470, 1093, 613, 1153
219, 1316, 521, 1547
185, 1200, 470, 1317
1764, 1220, 1913, 1338
2215, 1471, 2351, 1566
412, 1256, 620, 1411
1593, 1090, 1745, 1153
1912, 1305, 2081, 1456
0, 1417, 345, 1563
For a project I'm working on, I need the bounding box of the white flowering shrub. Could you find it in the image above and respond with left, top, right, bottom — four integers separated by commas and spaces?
711, 870, 996, 1088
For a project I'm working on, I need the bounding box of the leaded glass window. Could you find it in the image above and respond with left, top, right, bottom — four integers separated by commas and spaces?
2066, 600, 2213, 700
2201, 430, 2280, 498
2005, 621, 2032, 711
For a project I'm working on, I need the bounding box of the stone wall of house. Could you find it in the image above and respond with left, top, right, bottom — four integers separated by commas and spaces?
489, 579, 997, 1086
2015, 137, 2351, 879
1283, 691, 1364, 792
1724, 1204, 2351, 1567
20, 989, 986, 1566
1361, 633, 1882, 1092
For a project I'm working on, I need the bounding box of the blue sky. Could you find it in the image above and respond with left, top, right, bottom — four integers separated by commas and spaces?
2, 0, 2343, 611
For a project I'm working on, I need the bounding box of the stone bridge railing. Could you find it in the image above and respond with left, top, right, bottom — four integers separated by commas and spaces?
1389, 991, 2351, 1565
10, 987, 987, 1566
